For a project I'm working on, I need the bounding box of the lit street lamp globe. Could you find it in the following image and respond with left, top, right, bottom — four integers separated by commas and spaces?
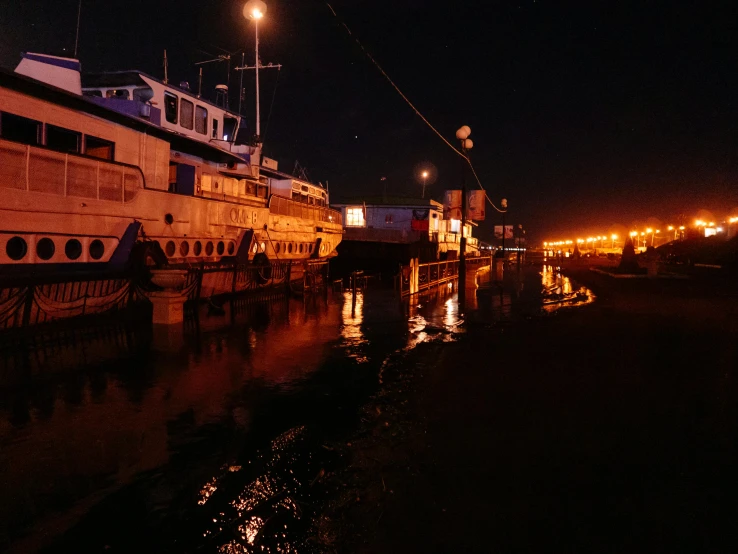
462, 138, 473, 150
456, 125, 471, 140
244, 0, 266, 20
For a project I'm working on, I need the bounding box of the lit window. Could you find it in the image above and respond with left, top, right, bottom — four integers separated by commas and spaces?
346, 207, 365, 227
385, 214, 393, 224
451, 219, 460, 233
105, 89, 129, 99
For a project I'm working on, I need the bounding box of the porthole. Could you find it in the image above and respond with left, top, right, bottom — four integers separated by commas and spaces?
6, 236, 27, 260
259, 242, 266, 252
227, 242, 235, 255
217, 241, 225, 255
275, 242, 281, 254
89, 239, 105, 260
252, 243, 258, 254
180, 241, 190, 256
193, 241, 202, 256
205, 241, 214, 256
65, 238, 82, 260
165, 240, 176, 257
164, 213, 174, 225
36, 238, 55, 260
288, 243, 293, 254
299, 243, 304, 254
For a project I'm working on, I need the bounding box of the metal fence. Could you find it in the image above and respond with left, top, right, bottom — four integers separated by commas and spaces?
269, 195, 342, 225
0, 138, 143, 202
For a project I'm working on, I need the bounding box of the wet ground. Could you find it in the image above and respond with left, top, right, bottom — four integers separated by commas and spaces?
1, 265, 737, 552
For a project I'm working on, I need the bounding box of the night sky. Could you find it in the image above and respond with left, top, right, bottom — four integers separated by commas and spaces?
1, 0, 737, 241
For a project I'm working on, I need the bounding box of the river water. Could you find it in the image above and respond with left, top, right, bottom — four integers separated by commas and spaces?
0, 265, 590, 553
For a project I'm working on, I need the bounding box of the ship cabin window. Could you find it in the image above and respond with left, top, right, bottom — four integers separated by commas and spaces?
257, 184, 269, 199
164, 92, 178, 124
292, 191, 300, 202
85, 135, 114, 160
385, 214, 393, 224
0, 112, 41, 145
245, 180, 257, 196
105, 89, 129, 99
195, 106, 208, 135
346, 207, 365, 228
133, 87, 154, 103
180, 99, 194, 130
83, 90, 102, 97
223, 116, 237, 142
308, 196, 315, 205
212, 118, 219, 139
450, 219, 461, 234
46, 125, 81, 153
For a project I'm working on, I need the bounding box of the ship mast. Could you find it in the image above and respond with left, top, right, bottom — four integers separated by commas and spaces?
236, 0, 281, 144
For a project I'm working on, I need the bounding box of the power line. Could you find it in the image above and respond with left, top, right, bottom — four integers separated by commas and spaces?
323, 2, 506, 213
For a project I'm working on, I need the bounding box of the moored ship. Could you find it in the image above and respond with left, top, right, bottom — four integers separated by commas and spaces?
0, 53, 342, 276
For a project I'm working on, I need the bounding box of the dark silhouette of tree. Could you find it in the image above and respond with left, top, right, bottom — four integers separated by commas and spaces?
618, 236, 639, 273
572, 242, 581, 259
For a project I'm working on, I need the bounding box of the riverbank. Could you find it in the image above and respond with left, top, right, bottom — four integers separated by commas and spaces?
316, 266, 738, 552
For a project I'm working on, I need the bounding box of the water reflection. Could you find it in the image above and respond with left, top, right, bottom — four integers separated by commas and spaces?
540, 265, 595, 312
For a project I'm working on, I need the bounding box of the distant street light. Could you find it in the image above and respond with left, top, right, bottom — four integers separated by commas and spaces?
421, 170, 429, 199
611, 233, 618, 248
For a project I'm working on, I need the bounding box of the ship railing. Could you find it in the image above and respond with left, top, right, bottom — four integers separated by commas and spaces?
0, 138, 144, 203
268, 195, 343, 225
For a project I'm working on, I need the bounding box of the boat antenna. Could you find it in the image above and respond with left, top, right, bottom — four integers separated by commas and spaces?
74, 0, 82, 58
163, 50, 169, 84
238, 52, 245, 115
198, 67, 202, 97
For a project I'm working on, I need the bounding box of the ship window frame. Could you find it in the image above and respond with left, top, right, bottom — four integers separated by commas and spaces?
84, 135, 115, 161
0, 112, 41, 145
133, 87, 154, 103
105, 89, 129, 99
180, 98, 194, 130
164, 92, 178, 124
195, 105, 208, 135
212, 118, 219, 139
46, 124, 81, 154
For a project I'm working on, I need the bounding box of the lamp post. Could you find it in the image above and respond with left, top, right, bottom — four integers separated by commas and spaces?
243, 0, 266, 139
611, 233, 617, 249
501, 198, 508, 256
456, 125, 473, 307
421, 170, 428, 199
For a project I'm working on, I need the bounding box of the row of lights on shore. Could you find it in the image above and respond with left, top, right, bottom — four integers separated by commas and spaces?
545, 217, 738, 248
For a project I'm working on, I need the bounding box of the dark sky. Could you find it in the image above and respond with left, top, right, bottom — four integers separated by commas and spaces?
2, 0, 737, 242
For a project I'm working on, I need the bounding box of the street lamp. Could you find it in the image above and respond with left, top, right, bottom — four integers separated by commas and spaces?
611, 233, 618, 248
421, 170, 429, 199
243, 0, 267, 138
456, 125, 473, 307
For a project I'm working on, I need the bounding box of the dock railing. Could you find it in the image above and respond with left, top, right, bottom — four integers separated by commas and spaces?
397, 256, 493, 296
